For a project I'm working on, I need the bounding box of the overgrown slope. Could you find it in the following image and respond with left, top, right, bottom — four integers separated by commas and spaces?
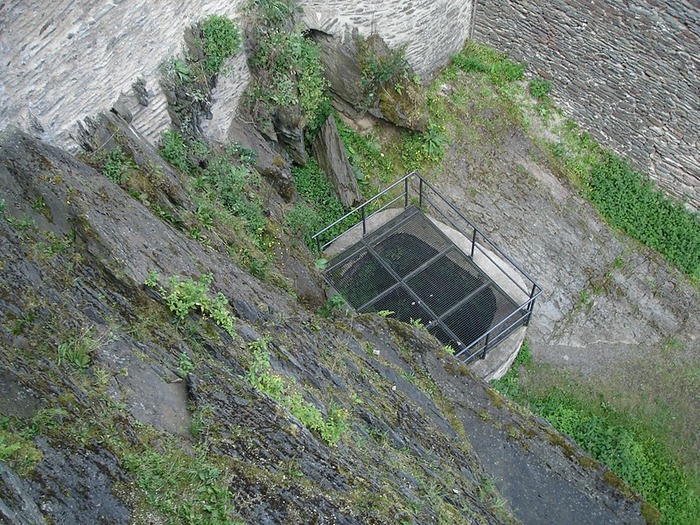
0, 116, 649, 524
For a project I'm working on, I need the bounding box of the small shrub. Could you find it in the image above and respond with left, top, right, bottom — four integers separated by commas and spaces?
159, 132, 269, 246
248, 0, 298, 25
285, 203, 322, 248
286, 160, 346, 249
124, 445, 236, 525
101, 147, 134, 185
358, 36, 410, 99
160, 130, 194, 175
400, 121, 449, 172
56, 326, 109, 370
0, 419, 42, 476
317, 294, 346, 317
200, 15, 242, 74
246, 1, 329, 131
145, 272, 237, 338
336, 116, 396, 185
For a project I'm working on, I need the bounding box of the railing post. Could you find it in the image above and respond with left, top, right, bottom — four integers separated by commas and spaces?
470, 228, 477, 258
525, 283, 537, 326
362, 206, 366, 236
480, 333, 489, 359
316, 236, 321, 255
404, 177, 409, 208
419, 177, 423, 209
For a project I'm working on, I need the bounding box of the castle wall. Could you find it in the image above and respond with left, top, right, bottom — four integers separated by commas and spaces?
474, 0, 700, 208
0, 0, 475, 148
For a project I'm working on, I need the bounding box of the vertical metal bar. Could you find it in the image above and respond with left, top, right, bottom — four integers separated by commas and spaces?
404, 177, 409, 208
362, 206, 367, 236
471, 228, 477, 258
525, 300, 535, 327
419, 177, 423, 208
480, 333, 489, 360
316, 236, 321, 255
525, 283, 537, 326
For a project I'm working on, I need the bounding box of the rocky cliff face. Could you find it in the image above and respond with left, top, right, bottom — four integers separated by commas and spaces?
0, 0, 474, 149
0, 119, 648, 524
474, 0, 700, 209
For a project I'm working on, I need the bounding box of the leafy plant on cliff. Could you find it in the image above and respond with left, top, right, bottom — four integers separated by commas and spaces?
145, 272, 237, 338
161, 15, 242, 136
358, 35, 411, 104
56, 326, 112, 371
246, 339, 348, 446
200, 15, 242, 74
285, 160, 346, 250
244, 0, 329, 136
0, 417, 43, 477
124, 443, 241, 525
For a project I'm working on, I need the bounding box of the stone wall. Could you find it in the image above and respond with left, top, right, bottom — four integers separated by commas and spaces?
0, 0, 474, 149
474, 0, 700, 208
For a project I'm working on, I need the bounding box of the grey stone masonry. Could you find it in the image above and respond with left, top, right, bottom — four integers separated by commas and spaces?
474, 0, 700, 209
0, 0, 474, 150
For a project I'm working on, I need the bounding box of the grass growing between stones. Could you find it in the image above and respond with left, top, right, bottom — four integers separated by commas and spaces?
492, 344, 700, 525
158, 129, 281, 279
246, 339, 348, 446
124, 443, 241, 525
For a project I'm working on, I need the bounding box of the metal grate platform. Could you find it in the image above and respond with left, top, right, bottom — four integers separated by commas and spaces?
325, 206, 528, 360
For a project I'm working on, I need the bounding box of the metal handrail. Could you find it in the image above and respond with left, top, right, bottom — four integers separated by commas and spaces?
314, 172, 543, 362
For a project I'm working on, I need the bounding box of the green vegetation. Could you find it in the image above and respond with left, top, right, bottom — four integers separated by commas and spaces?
57, 326, 110, 370
158, 129, 276, 277
246, 339, 347, 446
335, 117, 395, 186
400, 122, 449, 172
586, 154, 700, 278
245, 0, 329, 136
550, 123, 700, 279
317, 294, 346, 317
145, 272, 237, 338
161, 15, 241, 135
160, 129, 197, 175
100, 146, 136, 185
0, 417, 43, 476
124, 444, 239, 525
450, 41, 525, 86
285, 160, 346, 249
529, 78, 552, 101
357, 36, 411, 104
200, 15, 242, 74
201, 155, 267, 238
492, 343, 700, 525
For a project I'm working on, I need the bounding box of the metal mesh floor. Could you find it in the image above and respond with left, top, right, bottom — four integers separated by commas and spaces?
325, 206, 527, 358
